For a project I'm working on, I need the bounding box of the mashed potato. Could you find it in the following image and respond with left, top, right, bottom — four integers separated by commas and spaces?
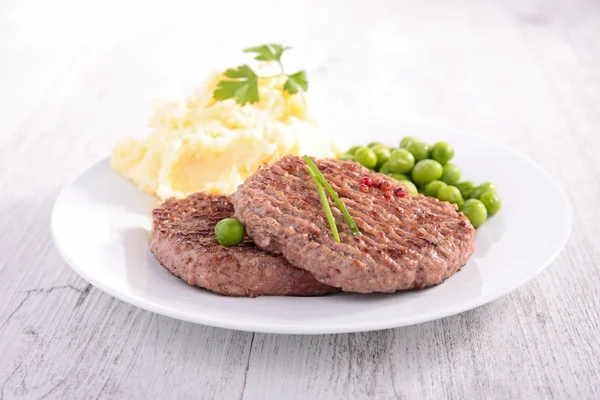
112, 63, 339, 199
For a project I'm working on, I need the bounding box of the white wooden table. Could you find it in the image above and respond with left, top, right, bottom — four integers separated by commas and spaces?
2, 0, 599, 398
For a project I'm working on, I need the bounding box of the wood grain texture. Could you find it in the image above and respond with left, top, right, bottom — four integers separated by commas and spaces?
1, 0, 599, 399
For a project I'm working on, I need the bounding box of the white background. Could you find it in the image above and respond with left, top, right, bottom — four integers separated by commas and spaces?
1, 0, 599, 398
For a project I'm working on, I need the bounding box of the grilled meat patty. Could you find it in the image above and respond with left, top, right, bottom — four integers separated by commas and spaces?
150, 192, 338, 297
231, 156, 476, 293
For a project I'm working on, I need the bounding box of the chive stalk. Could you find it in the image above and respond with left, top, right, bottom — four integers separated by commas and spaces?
303, 156, 361, 236
307, 167, 340, 242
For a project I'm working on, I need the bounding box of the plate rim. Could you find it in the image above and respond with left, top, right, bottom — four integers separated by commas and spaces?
51, 121, 573, 334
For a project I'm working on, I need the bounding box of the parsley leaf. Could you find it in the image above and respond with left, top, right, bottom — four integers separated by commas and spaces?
223, 64, 256, 79
283, 70, 308, 94
243, 44, 291, 62
213, 64, 259, 105
213, 45, 309, 105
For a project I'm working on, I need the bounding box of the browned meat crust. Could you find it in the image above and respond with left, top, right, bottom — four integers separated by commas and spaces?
231, 156, 476, 293
151, 192, 338, 297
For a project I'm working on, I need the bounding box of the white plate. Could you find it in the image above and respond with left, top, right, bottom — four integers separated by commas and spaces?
51, 120, 572, 334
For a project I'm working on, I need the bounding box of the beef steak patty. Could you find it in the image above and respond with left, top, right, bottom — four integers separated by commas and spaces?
231, 156, 476, 293
150, 192, 337, 297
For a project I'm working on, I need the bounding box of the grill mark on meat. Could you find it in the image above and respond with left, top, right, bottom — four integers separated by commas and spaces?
268, 164, 444, 271
265, 163, 447, 257
231, 156, 476, 293
259, 170, 390, 267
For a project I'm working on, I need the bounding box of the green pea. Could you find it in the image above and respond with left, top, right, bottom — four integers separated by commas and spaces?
215, 218, 245, 247
338, 153, 355, 161
371, 144, 389, 152
403, 140, 430, 161
400, 136, 419, 148
455, 181, 476, 197
430, 141, 454, 165
379, 162, 392, 174
347, 145, 363, 155
424, 180, 447, 197
411, 159, 443, 186
479, 192, 502, 216
462, 199, 488, 228
354, 147, 378, 169
437, 185, 464, 207
463, 188, 475, 199
470, 182, 497, 199
388, 172, 410, 181
480, 182, 497, 194
400, 180, 419, 196
385, 148, 415, 173
368, 142, 385, 149
440, 163, 461, 185
374, 147, 391, 169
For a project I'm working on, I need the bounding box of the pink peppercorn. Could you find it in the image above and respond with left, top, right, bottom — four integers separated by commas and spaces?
372, 177, 382, 188
360, 176, 373, 187
394, 187, 407, 198
380, 180, 392, 191
359, 184, 369, 193
384, 190, 393, 199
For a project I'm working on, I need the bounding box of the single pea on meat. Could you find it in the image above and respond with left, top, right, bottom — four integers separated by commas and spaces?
479, 191, 502, 216
470, 182, 497, 199
347, 145, 363, 155
440, 163, 461, 185
373, 147, 391, 169
338, 153, 355, 161
354, 147, 378, 169
402, 139, 430, 161
424, 180, 447, 197
388, 172, 410, 182
437, 185, 463, 207
462, 199, 488, 228
455, 181, 476, 198
411, 159, 443, 186
430, 141, 454, 165
385, 148, 415, 173
400, 180, 419, 196
215, 218, 245, 247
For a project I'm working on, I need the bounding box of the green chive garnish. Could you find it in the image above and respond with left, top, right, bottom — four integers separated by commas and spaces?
303, 155, 361, 237
307, 167, 340, 242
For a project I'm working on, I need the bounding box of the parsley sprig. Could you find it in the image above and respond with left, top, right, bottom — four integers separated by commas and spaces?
213, 44, 308, 105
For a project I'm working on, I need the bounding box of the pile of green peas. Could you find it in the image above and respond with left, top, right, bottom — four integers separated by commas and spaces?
338, 137, 501, 228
